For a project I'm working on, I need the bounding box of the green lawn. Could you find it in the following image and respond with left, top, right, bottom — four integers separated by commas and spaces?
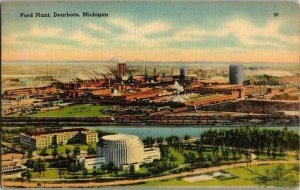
32, 168, 60, 179
138, 163, 299, 187
169, 148, 186, 166
31, 168, 90, 179
10, 104, 109, 117
34, 143, 97, 155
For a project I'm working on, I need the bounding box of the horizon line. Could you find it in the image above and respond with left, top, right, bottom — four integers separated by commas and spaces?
2, 60, 299, 65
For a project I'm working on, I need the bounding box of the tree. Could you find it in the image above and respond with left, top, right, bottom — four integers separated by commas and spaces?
166, 135, 180, 147
52, 148, 58, 159
130, 165, 135, 177
26, 159, 34, 168
160, 146, 169, 158
73, 146, 80, 156
143, 136, 155, 148
92, 170, 98, 178
58, 168, 64, 179
87, 146, 96, 155
169, 154, 177, 162
272, 147, 277, 159
27, 149, 33, 159
113, 166, 119, 179
21, 170, 32, 182
55, 154, 65, 168
33, 158, 46, 177
65, 148, 71, 157
184, 134, 191, 141
156, 137, 164, 147
183, 152, 196, 166
68, 161, 79, 172
96, 168, 102, 179
106, 162, 115, 174
39, 148, 49, 156
101, 164, 107, 173
232, 149, 238, 168
83, 167, 88, 178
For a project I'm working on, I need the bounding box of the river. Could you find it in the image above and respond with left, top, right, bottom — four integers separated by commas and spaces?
86, 126, 299, 139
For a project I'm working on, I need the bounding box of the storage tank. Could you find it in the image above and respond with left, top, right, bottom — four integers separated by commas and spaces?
229, 65, 244, 84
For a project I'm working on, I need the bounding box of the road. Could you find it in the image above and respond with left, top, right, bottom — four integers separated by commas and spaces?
3, 160, 299, 188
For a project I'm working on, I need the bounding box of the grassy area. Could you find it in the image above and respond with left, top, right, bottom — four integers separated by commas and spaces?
32, 168, 60, 179
34, 143, 97, 155
169, 148, 186, 166
11, 104, 109, 117
138, 163, 299, 187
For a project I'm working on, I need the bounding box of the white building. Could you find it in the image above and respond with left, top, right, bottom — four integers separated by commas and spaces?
77, 156, 105, 170
144, 147, 161, 163
96, 134, 160, 171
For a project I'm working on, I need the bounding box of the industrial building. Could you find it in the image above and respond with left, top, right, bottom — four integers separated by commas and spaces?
229, 65, 244, 84
278, 74, 300, 85
20, 128, 98, 149
96, 134, 160, 171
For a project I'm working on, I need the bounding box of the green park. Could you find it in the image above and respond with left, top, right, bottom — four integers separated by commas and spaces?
2, 127, 299, 187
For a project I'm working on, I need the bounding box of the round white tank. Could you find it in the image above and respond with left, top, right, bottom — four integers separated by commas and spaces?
96, 134, 144, 168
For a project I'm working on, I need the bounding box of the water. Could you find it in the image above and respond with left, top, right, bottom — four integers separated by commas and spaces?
86, 126, 299, 139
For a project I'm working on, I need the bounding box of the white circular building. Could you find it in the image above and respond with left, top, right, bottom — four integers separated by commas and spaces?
96, 134, 144, 168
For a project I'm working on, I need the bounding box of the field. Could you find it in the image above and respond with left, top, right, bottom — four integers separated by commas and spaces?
139, 163, 299, 187
34, 143, 97, 155
29, 104, 109, 117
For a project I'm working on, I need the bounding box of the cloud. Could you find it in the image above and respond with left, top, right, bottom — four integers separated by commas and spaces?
69, 29, 105, 46
30, 25, 62, 37
168, 18, 298, 49
110, 56, 124, 63
3, 25, 63, 46
140, 21, 172, 34
108, 18, 172, 47
106, 17, 298, 50
108, 18, 136, 33
86, 23, 111, 34
3, 24, 106, 50
2, 16, 298, 63
109, 19, 171, 34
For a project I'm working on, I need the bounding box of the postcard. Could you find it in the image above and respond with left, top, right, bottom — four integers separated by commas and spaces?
1, 0, 299, 189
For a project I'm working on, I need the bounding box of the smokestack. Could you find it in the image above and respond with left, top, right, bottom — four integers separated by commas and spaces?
180, 67, 187, 81
117, 63, 126, 79
154, 68, 157, 76
171, 68, 174, 77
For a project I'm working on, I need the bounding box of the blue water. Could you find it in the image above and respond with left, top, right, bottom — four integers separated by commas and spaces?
86, 126, 299, 139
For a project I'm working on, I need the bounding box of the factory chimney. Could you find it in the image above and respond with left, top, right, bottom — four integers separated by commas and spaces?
180, 67, 187, 81
117, 63, 126, 79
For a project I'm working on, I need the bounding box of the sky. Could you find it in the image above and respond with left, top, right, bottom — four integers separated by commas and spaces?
2, 1, 299, 63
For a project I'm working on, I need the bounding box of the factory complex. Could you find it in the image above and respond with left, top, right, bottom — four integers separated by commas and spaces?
2, 63, 300, 126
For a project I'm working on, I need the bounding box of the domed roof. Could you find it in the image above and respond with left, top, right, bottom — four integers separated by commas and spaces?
101, 134, 139, 141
